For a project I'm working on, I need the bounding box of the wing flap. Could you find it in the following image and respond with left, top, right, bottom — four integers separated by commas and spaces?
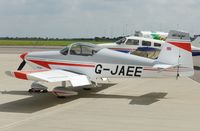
6, 70, 91, 87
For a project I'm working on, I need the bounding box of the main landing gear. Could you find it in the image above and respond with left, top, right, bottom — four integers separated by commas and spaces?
28, 88, 48, 93
28, 81, 94, 98
52, 86, 78, 98
28, 82, 48, 93
52, 81, 78, 98
83, 88, 92, 90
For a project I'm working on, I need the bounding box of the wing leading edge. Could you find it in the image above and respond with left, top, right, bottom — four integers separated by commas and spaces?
5, 70, 91, 87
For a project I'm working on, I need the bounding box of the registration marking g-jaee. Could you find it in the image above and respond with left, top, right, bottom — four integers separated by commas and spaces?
94, 63, 143, 78
27, 59, 144, 78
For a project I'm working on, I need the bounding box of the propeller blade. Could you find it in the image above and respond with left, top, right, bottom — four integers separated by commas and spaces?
17, 60, 26, 70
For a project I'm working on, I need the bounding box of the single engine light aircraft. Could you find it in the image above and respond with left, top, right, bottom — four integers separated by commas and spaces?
99, 33, 200, 57
6, 30, 194, 97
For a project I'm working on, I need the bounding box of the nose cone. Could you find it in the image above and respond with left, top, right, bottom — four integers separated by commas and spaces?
20, 52, 28, 60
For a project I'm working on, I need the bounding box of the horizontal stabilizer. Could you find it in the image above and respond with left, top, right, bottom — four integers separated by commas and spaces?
153, 64, 178, 69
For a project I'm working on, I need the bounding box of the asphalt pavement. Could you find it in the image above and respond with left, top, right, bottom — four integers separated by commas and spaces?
0, 47, 200, 131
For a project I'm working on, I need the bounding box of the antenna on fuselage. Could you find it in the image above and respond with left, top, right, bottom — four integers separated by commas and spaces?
176, 49, 181, 80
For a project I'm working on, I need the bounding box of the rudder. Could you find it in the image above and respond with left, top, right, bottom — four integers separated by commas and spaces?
157, 30, 194, 77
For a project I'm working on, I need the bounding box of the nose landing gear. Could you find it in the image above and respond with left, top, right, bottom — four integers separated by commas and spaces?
28, 82, 48, 93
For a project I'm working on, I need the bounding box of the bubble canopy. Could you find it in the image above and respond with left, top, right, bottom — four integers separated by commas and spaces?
60, 42, 102, 56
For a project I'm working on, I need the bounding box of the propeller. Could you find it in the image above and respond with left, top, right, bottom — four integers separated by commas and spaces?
17, 60, 26, 70
17, 52, 28, 71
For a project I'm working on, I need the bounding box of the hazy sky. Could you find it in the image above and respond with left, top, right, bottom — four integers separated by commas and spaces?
0, 0, 200, 38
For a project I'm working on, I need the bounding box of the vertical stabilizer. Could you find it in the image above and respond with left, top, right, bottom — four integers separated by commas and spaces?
157, 30, 194, 76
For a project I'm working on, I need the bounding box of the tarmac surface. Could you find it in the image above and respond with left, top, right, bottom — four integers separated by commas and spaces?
0, 46, 200, 131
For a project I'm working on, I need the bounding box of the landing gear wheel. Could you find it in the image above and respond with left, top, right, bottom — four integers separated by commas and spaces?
31, 82, 48, 93
28, 88, 48, 93
28, 89, 33, 93
52, 86, 78, 98
42, 89, 48, 93
83, 88, 92, 90
35, 90, 40, 93
28, 89, 40, 93
57, 96, 66, 99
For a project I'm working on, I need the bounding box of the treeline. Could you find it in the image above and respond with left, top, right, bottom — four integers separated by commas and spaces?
0, 36, 123, 41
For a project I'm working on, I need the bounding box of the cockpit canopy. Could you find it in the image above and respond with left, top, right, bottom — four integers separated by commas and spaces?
60, 42, 102, 56
116, 37, 126, 45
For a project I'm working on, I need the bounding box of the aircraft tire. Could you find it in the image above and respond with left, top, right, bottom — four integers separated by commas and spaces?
57, 96, 66, 99
83, 88, 92, 90
42, 90, 48, 93
28, 89, 33, 93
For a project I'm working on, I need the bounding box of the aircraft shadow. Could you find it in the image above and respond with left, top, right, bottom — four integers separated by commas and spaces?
0, 84, 167, 113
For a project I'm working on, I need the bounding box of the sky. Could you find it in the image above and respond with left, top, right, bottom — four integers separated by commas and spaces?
0, 0, 200, 38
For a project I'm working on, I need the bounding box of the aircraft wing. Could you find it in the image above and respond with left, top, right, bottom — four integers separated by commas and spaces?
5, 70, 91, 87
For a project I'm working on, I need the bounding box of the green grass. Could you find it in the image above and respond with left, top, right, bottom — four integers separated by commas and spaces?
0, 40, 113, 46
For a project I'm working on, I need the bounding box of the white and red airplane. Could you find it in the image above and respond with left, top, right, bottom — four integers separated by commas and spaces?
6, 30, 194, 97
134, 31, 168, 40
99, 33, 200, 57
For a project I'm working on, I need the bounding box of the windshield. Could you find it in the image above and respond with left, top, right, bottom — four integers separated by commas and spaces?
70, 44, 100, 56
60, 42, 101, 56
116, 38, 126, 45
60, 46, 69, 55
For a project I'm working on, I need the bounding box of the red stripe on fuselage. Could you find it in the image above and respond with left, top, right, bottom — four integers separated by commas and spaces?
29, 59, 95, 69
168, 42, 192, 52
109, 48, 134, 51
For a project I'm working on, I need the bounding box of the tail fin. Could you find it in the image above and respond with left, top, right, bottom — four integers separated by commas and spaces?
157, 30, 194, 77
192, 36, 200, 48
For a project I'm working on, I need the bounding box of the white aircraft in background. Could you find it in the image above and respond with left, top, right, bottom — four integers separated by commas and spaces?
6, 30, 194, 98
99, 33, 200, 57
192, 37, 200, 45
192, 36, 200, 53
135, 31, 200, 48
99, 36, 164, 58
135, 30, 200, 56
